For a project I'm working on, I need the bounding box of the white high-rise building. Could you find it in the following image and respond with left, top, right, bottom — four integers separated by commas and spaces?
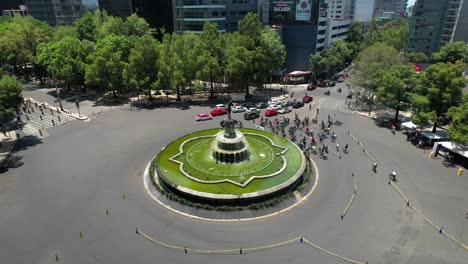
354, 0, 376, 21
316, 0, 352, 53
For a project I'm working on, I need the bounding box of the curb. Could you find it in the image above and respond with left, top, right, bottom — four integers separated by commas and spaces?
25, 97, 89, 121
143, 156, 320, 222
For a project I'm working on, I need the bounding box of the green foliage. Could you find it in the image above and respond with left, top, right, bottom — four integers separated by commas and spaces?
85, 34, 133, 95
74, 11, 96, 41
376, 65, 415, 122
432, 41, 468, 63
0, 16, 52, 70
261, 27, 286, 74
323, 40, 352, 70
446, 96, 468, 145
195, 22, 223, 97
410, 61, 465, 131
402, 52, 429, 63
52, 26, 76, 41
308, 53, 328, 80
36, 37, 92, 87
125, 35, 159, 99
0, 76, 23, 126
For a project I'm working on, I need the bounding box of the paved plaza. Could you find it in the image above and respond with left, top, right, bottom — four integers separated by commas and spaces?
0, 81, 466, 264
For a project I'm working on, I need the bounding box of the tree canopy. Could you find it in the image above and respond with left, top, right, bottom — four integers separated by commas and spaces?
0, 76, 23, 126
446, 95, 468, 145
432, 41, 468, 63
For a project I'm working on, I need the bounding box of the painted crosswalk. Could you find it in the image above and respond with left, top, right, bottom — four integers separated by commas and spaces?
312, 96, 358, 114
17, 103, 75, 137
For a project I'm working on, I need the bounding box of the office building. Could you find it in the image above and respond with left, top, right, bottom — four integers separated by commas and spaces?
407, 0, 468, 55
0, 0, 24, 13
374, 0, 407, 20
174, 0, 257, 33
316, 0, 352, 53
354, 0, 376, 21
26, 0, 84, 25
2, 5, 28, 17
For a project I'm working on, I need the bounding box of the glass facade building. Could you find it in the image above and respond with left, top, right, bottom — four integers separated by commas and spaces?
26, 0, 84, 25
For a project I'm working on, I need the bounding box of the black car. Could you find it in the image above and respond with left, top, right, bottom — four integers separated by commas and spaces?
280, 100, 293, 107
292, 101, 304, 108
244, 112, 260, 120
328, 81, 336, 87
256, 102, 268, 109
241, 102, 255, 109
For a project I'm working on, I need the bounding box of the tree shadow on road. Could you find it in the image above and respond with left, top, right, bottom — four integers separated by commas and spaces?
0, 154, 24, 173
13, 135, 43, 152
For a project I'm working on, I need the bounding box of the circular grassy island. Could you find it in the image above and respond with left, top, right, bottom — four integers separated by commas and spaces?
150, 124, 307, 205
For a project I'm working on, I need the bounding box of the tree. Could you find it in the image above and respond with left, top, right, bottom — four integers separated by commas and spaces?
124, 35, 159, 99
446, 95, 468, 145
376, 65, 414, 124
379, 18, 409, 51
52, 25, 76, 41
353, 42, 402, 114
0, 16, 52, 76
261, 28, 286, 84
323, 40, 352, 73
402, 52, 429, 63
411, 61, 465, 132
432, 41, 468, 63
85, 34, 133, 96
36, 37, 92, 89
123, 14, 155, 37
0, 76, 23, 126
348, 21, 363, 44
309, 53, 329, 81
74, 11, 96, 41
195, 22, 223, 98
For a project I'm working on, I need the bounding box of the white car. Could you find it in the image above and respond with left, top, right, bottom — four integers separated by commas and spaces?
232, 106, 246, 113
268, 104, 282, 111
278, 106, 292, 114
268, 99, 280, 105
215, 104, 228, 110
245, 107, 260, 114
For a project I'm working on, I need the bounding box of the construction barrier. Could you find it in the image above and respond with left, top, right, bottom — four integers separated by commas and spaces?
137, 229, 366, 263
457, 168, 463, 176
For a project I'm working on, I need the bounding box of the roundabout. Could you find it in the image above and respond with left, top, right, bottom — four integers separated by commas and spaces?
1, 93, 467, 264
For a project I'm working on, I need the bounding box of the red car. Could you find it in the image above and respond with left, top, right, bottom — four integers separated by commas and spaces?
265, 109, 279, 117
307, 84, 317, 91
302, 95, 313, 103
210, 108, 228, 116
318, 81, 329, 87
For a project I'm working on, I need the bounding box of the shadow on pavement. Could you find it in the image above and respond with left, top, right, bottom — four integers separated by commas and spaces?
13, 135, 43, 152
0, 154, 24, 173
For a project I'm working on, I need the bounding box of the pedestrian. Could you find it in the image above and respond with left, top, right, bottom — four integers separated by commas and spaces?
328, 114, 330, 121
316, 108, 319, 115
309, 104, 312, 111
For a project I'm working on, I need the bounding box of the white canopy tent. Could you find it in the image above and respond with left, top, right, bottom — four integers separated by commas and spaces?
435, 141, 468, 159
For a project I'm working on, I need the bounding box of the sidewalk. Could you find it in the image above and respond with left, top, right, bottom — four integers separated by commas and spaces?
354, 106, 412, 122
0, 131, 18, 166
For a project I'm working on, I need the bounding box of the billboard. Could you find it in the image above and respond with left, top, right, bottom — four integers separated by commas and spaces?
270, 0, 319, 24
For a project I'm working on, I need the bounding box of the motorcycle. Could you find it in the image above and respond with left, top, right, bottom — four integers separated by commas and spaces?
334, 120, 343, 126
372, 163, 377, 173
389, 172, 397, 182
324, 90, 330, 95
337, 87, 342, 92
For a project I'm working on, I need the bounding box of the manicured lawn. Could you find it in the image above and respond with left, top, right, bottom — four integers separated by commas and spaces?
156, 128, 304, 195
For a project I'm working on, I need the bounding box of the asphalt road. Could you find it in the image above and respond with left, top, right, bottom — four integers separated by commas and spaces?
0, 85, 467, 264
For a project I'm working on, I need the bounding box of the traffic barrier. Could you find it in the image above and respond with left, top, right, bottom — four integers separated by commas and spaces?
429, 151, 434, 159
80, 232, 84, 239
457, 168, 463, 176
341, 172, 358, 219
137, 229, 367, 263
55, 254, 59, 262
389, 181, 468, 251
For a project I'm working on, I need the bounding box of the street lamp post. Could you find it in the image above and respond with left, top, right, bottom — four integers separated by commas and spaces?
45, 43, 63, 111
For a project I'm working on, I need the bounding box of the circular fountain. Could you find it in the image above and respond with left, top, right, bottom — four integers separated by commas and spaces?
150, 110, 308, 204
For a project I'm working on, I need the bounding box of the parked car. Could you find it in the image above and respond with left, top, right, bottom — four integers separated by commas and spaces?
338, 76, 345, 82
265, 109, 279, 117
215, 104, 228, 110
195, 113, 213, 121
256, 102, 268, 109
302, 95, 313, 103
328, 81, 336, 87
268, 104, 282, 111
268, 99, 281, 105
244, 111, 259, 120
307, 83, 317, 91
292, 101, 304, 108
278, 106, 292, 114
210, 108, 228, 116
280, 100, 293, 107
245, 107, 260, 114
241, 102, 255, 109
318, 81, 329, 87
232, 106, 246, 113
